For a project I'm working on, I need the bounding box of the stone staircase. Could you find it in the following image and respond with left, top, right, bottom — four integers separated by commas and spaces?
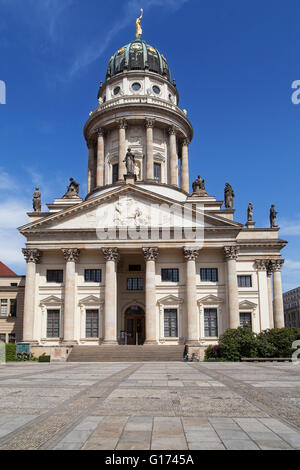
67, 345, 185, 362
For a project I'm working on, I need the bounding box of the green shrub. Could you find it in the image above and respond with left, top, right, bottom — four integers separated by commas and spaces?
5, 343, 16, 362
38, 353, 50, 363
218, 326, 260, 361
257, 328, 300, 358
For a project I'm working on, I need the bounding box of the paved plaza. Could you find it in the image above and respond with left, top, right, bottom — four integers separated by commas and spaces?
0, 361, 300, 450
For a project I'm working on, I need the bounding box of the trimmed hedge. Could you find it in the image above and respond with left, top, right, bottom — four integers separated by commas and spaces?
38, 354, 50, 363
205, 326, 300, 361
5, 343, 16, 362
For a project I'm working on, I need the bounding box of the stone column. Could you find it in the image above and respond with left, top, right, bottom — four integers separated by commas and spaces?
22, 249, 41, 342
168, 125, 178, 186
87, 139, 95, 193
181, 138, 190, 193
266, 263, 274, 329
224, 246, 240, 329
62, 249, 80, 343
271, 259, 285, 328
183, 248, 200, 344
96, 128, 105, 188
143, 247, 159, 344
102, 248, 119, 344
255, 260, 270, 331
118, 119, 127, 181
145, 118, 155, 180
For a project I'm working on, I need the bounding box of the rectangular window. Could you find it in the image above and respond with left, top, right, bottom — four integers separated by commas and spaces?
0, 334, 6, 343
127, 278, 143, 290
164, 309, 178, 337
10, 299, 17, 317
237, 275, 252, 288
200, 268, 218, 282
84, 269, 102, 283
86, 310, 99, 338
46, 270, 63, 283
240, 312, 252, 328
47, 310, 60, 338
128, 265, 141, 272
10, 283, 17, 287
204, 308, 218, 337
112, 163, 119, 183
0, 299, 8, 317
154, 163, 161, 182
161, 268, 179, 282
8, 333, 15, 344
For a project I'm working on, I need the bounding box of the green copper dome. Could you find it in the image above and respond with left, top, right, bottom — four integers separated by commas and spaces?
106, 39, 171, 82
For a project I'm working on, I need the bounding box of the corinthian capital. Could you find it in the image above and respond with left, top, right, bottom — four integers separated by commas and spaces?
102, 247, 120, 262
118, 118, 128, 130
22, 248, 41, 264
255, 259, 268, 271
269, 259, 284, 272
224, 246, 239, 260
168, 125, 176, 136
145, 118, 155, 129
96, 127, 105, 138
182, 137, 190, 147
62, 248, 80, 263
183, 247, 199, 261
142, 247, 159, 261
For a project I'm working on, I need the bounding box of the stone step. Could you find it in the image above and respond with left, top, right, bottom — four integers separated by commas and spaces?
67, 345, 185, 362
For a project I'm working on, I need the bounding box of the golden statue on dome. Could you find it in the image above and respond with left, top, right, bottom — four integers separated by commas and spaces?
136, 9, 143, 39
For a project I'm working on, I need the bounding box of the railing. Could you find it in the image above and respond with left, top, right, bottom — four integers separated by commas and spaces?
90, 95, 188, 119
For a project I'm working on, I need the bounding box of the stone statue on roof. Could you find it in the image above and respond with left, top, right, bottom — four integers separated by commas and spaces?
136, 9, 143, 39
33, 187, 41, 212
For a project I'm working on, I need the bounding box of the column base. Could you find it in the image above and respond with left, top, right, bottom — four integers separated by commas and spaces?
185, 340, 201, 346
61, 340, 78, 346
144, 340, 158, 345
102, 340, 118, 345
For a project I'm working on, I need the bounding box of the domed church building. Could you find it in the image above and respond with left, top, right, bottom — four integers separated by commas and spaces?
19, 15, 286, 360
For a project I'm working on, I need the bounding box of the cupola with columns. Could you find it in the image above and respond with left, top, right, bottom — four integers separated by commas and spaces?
84, 26, 193, 197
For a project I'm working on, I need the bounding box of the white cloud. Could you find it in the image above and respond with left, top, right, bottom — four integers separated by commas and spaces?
0, 168, 18, 191
284, 259, 300, 270
279, 215, 300, 236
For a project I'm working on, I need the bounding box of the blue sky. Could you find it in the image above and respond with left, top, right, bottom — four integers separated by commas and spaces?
0, 0, 299, 290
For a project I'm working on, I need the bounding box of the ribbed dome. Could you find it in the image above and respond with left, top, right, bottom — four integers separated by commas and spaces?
106, 39, 171, 82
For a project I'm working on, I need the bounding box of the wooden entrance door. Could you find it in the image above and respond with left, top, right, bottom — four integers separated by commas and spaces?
125, 306, 145, 345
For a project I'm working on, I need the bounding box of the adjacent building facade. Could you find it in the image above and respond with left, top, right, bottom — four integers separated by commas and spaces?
0, 262, 25, 343
18, 32, 287, 356
284, 287, 300, 328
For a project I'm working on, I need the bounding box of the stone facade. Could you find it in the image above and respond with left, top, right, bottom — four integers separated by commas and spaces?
18, 35, 287, 353
0, 263, 25, 343
284, 287, 300, 328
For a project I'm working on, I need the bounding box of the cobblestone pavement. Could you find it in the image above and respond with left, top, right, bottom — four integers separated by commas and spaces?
0, 361, 299, 450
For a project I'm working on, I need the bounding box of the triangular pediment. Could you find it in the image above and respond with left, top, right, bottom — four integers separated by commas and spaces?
239, 300, 257, 310
19, 184, 242, 233
157, 294, 184, 305
78, 295, 103, 306
40, 295, 62, 306
198, 295, 224, 305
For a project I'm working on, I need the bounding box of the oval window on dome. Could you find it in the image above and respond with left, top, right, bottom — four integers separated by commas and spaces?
113, 86, 121, 96
152, 85, 160, 95
132, 82, 141, 91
